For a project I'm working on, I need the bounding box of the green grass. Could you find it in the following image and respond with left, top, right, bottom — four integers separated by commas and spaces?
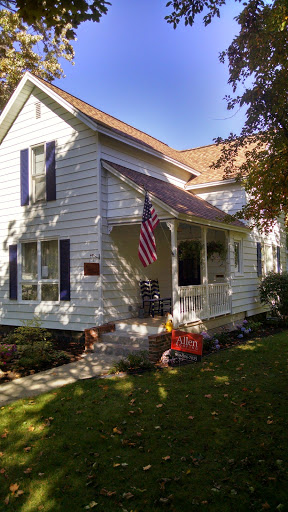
0, 332, 288, 512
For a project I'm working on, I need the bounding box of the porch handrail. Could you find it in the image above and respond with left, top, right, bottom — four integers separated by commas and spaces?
178, 283, 232, 325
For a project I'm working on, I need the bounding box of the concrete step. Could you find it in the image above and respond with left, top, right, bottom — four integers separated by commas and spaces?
93, 330, 149, 358
114, 319, 165, 336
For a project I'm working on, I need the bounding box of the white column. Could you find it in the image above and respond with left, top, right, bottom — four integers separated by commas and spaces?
201, 226, 210, 319
167, 220, 179, 327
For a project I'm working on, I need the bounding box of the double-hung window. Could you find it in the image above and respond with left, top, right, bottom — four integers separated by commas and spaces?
20, 141, 56, 206
31, 144, 46, 203
21, 240, 59, 301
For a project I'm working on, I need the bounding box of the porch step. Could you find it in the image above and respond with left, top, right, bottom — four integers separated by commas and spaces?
114, 318, 165, 336
93, 331, 149, 358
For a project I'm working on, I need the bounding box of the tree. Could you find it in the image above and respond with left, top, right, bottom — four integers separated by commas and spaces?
166, 0, 288, 232
0, 0, 110, 112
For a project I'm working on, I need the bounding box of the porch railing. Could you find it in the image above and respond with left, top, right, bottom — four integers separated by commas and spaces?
178, 283, 232, 325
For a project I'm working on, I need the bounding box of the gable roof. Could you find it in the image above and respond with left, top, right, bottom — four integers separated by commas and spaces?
102, 160, 246, 229
183, 143, 250, 187
33, 76, 201, 173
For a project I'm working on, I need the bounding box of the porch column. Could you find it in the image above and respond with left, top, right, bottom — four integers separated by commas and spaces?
167, 220, 179, 327
201, 226, 210, 319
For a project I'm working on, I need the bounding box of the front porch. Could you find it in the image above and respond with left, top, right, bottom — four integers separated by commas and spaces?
105, 219, 237, 328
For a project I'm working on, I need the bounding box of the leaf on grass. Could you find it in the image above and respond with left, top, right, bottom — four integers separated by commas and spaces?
112, 427, 122, 435
123, 492, 134, 500
143, 465, 152, 471
0, 468, 5, 474
24, 447, 31, 452
188, 416, 194, 420
28, 426, 35, 432
156, 404, 163, 408
23, 468, 32, 474
267, 420, 274, 424
205, 394, 212, 399
162, 456, 171, 461
211, 411, 218, 416
15, 490, 24, 498
84, 501, 98, 509
0, 452, 3, 457
4, 495, 9, 505
100, 489, 116, 497
262, 503, 271, 510
113, 463, 121, 468
129, 399, 136, 405
9, 483, 19, 494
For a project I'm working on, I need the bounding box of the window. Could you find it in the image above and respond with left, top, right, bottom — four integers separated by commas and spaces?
21, 240, 59, 301
31, 145, 46, 203
234, 240, 242, 274
20, 141, 56, 206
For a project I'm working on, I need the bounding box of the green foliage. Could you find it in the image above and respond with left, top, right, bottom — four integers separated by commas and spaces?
0, 9, 75, 111
207, 240, 227, 260
109, 351, 153, 374
5, 316, 53, 348
178, 239, 203, 260
166, 0, 288, 232
0, 0, 110, 38
259, 271, 288, 318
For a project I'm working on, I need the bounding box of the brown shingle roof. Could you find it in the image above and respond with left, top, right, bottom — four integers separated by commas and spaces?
183, 143, 249, 186
35, 76, 198, 171
103, 160, 245, 228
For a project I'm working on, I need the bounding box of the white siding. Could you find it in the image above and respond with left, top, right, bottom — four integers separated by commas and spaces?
195, 183, 246, 216
0, 88, 101, 331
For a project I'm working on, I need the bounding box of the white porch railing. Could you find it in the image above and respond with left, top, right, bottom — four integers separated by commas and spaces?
178, 283, 232, 325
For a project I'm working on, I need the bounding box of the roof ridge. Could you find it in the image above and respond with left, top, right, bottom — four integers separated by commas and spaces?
34, 75, 170, 149
179, 142, 221, 153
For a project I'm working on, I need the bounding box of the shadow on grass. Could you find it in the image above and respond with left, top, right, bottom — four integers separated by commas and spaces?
0, 332, 288, 512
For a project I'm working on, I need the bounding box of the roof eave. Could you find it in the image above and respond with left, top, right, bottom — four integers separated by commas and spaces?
0, 73, 200, 177
185, 178, 238, 190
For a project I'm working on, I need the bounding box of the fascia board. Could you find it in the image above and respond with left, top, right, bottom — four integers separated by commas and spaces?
185, 178, 237, 190
102, 160, 179, 219
177, 212, 249, 233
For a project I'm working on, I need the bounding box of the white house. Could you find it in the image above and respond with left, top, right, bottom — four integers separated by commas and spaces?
0, 72, 285, 339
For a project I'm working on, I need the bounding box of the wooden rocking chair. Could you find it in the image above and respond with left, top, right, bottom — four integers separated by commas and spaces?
140, 279, 172, 318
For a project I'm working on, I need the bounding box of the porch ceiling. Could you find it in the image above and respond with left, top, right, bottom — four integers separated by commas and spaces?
102, 159, 247, 230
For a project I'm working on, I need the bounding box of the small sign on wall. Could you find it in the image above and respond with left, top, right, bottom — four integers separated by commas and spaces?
171, 330, 203, 362
84, 263, 100, 276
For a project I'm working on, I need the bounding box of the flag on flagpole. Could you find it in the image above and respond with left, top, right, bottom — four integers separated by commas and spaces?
138, 191, 159, 267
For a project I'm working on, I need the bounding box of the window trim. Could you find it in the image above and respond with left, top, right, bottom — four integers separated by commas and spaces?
19, 238, 60, 303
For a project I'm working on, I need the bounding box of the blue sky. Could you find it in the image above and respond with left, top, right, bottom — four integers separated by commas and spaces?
55, 0, 245, 150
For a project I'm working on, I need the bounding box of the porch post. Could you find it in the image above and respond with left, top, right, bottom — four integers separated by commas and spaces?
167, 220, 179, 327
201, 226, 210, 319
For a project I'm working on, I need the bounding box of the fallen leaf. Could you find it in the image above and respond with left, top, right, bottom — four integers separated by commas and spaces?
143, 465, 152, 471
28, 426, 35, 432
205, 394, 212, 399
4, 495, 9, 505
156, 404, 163, 408
112, 427, 122, 435
123, 492, 134, 500
10, 483, 19, 495
188, 416, 194, 420
162, 456, 171, 461
211, 411, 218, 416
23, 468, 32, 474
24, 447, 31, 452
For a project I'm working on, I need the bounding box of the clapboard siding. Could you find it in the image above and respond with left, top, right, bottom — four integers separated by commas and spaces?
0, 90, 101, 331
106, 173, 168, 220
100, 134, 192, 187
195, 183, 246, 216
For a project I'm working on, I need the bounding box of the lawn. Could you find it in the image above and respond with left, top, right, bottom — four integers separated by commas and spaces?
0, 331, 287, 512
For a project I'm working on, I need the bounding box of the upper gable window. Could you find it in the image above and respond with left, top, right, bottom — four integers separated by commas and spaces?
20, 141, 56, 206
31, 144, 46, 203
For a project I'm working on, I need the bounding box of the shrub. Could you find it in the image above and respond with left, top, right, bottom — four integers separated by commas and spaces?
5, 316, 53, 348
0, 344, 17, 368
109, 351, 153, 374
259, 272, 288, 318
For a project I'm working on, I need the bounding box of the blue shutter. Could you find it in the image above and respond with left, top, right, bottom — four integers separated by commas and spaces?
9, 245, 18, 300
20, 148, 29, 206
46, 141, 56, 201
277, 246, 281, 273
257, 242, 262, 277
60, 239, 70, 301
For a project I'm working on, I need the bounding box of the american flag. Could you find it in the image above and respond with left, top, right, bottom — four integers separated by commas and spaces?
138, 191, 159, 267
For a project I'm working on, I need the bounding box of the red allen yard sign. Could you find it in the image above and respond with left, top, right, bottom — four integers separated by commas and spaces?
171, 330, 203, 362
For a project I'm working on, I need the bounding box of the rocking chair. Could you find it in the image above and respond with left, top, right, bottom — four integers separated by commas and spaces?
140, 279, 172, 318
